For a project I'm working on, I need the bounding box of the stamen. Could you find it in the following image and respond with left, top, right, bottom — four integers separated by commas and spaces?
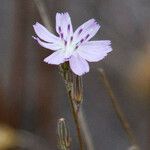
78, 29, 83, 35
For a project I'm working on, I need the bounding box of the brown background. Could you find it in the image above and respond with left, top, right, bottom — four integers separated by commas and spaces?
0, 0, 150, 149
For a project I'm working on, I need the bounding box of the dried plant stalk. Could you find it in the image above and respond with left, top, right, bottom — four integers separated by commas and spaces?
33, 0, 52, 31
78, 109, 95, 150
98, 68, 140, 149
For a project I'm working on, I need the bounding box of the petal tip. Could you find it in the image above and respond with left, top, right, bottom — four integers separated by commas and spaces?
76, 70, 89, 76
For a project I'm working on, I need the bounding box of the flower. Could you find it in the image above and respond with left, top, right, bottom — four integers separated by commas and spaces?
33, 12, 112, 76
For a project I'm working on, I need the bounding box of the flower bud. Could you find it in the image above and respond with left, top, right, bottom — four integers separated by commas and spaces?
71, 74, 83, 105
57, 118, 71, 150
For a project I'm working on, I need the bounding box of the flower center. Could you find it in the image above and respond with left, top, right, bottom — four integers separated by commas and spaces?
58, 26, 90, 59
63, 38, 76, 58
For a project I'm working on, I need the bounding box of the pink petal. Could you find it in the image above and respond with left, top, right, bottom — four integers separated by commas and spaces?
73, 19, 100, 44
44, 50, 65, 65
33, 22, 60, 43
56, 12, 73, 40
33, 37, 61, 51
69, 54, 89, 76
77, 40, 112, 62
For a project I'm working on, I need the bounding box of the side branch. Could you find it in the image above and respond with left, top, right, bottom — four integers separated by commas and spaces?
98, 68, 140, 149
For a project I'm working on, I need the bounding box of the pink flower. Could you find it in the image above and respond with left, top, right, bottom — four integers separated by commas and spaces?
33, 12, 112, 76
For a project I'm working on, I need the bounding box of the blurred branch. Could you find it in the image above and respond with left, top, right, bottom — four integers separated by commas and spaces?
0, 125, 50, 150
17, 130, 50, 150
79, 108, 95, 150
98, 68, 140, 149
8, 0, 29, 128
33, 0, 52, 31
0, 82, 8, 123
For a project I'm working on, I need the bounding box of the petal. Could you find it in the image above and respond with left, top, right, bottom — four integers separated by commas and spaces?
73, 19, 95, 38
77, 40, 112, 62
33, 22, 60, 43
33, 37, 61, 51
73, 19, 100, 44
69, 53, 89, 76
44, 51, 65, 65
83, 40, 112, 52
56, 12, 73, 40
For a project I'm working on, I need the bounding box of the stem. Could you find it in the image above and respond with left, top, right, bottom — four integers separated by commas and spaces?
60, 64, 95, 150
98, 68, 140, 149
78, 109, 95, 150
67, 90, 84, 150
59, 63, 84, 150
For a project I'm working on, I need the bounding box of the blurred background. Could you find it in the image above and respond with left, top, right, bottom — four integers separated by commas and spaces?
0, 0, 150, 149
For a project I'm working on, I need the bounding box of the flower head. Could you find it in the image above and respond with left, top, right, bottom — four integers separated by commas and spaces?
33, 12, 112, 76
